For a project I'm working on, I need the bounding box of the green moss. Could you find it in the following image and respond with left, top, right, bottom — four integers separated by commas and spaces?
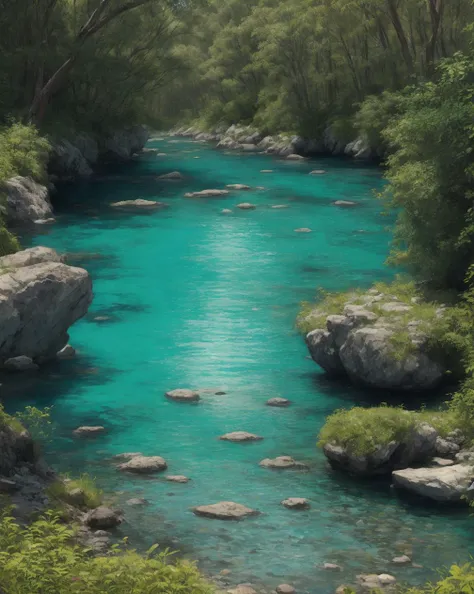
296, 288, 365, 334
47, 474, 103, 510
0, 405, 25, 434
318, 405, 457, 457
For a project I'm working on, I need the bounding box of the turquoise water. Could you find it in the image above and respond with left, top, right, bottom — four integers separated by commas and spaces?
6, 138, 474, 593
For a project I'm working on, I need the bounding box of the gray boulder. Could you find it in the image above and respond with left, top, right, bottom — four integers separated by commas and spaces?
259, 456, 308, 470
117, 455, 167, 474
392, 464, 474, 502
193, 501, 259, 520
435, 436, 461, 457
101, 125, 149, 161
4, 356, 39, 372
72, 133, 98, 165
84, 506, 123, 529
50, 139, 93, 178
220, 432, 263, 442
0, 246, 63, 269
4, 177, 53, 225
0, 257, 92, 361
305, 329, 344, 376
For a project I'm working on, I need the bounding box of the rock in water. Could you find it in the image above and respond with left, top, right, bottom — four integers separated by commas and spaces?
126, 498, 148, 506
110, 199, 167, 210
334, 200, 357, 207
295, 228, 312, 233
236, 203, 256, 210
165, 389, 200, 402
226, 184, 251, 190
193, 501, 259, 520
73, 426, 106, 437
285, 154, 306, 160
0, 257, 92, 362
276, 586, 296, 594
157, 171, 184, 180
185, 189, 229, 198
281, 498, 310, 510
57, 344, 76, 359
166, 475, 190, 483
112, 452, 143, 461
84, 506, 123, 529
5, 177, 54, 226
220, 432, 263, 442
3, 356, 39, 372
117, 455, 168, 474
227, 586, 257, 594
392, 464, 474, 501
259, 456, 308, 470
221, 209, 233, 214
309, 170, 326, 175
266, 397, 291, 407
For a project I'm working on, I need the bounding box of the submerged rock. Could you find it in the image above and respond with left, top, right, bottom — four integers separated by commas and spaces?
285, 154, 306, 160
0, 256, 92, 362
166, 475, 190, 483
157, 171, 184, 180
310, 170, 326, 175
118, 455, 167, 474
227, 586, 257, 594
84, 506, 123, 529
295, 228, 312, 233
73, 426, 106, 437
3, 356, 39, 372
334, 200, 357, 207
220, 432, 263, 442
5, 176, 53, 226
322, 563, 342, 571
112, 452, 143, 461
126, 498, 148, 506
193, 501, 259, 520
266, 397, 291, 407
110, 199, 167, 210
276, 586, 296, 594
357, 574, 396, 591
392, 464, 474, 501
271, 204, 289, 209
392, 555, 411, 564
236, 203, 256, 210
221, 209, 233, 214
185, 189, 229, 198
226, 184, 251, 190
259, 456, 308, 470
165, 389, 200, 402
281, 497, 310, 510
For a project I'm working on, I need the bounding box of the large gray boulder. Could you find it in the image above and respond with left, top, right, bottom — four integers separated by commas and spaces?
392, 465, 474, 502
193, 501, 259, 520
305, 299, 445, 391
323, 423, 438, 476
0, 254, 92, 361
0, 246, 63, 268
4, 177, 53, 225
50, 139, 93, 178
101, 125, 149, 161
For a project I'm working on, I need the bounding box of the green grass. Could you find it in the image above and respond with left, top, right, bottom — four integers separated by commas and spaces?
318, 405, 457, 457
47, 474, 103, 510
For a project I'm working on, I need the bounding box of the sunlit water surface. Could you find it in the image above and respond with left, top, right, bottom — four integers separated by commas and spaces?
5, 138, 474, 593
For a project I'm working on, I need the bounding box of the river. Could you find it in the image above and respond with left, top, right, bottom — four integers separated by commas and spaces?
5, 137, 474, 593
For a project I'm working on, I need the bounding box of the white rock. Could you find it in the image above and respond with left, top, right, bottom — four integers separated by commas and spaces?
5, 177, 53, 225
118, 455, 168, 474
193, 501, 259, 520
220, 432, 263, 442
57, 344, 76, 359
392, 464, 474, 501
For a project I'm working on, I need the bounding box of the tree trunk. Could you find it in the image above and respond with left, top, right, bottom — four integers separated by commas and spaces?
386, 0, 414, 73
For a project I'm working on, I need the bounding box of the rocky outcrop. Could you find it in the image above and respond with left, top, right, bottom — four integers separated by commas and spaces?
4, 176, 54, 226
49, 139, 94, 179
192, 501, 259, 520
0, 247, 92, 363
323, 422, 438, 476
101, 125, 149, 162
392, 464, 474, 502
173, 124, 380, 160
303, 293, 445, 391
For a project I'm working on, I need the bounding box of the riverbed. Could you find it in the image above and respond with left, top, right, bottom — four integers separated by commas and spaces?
6, 137, 474, 593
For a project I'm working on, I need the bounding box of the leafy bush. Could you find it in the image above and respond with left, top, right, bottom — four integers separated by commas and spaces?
0, 510, 215, 594
15, 406, 53, 443
0, 123, 50, 184
355, 91, 406, 154
318, 405, 457, 456
404, 562, 474, 593
47, 474, 103, 510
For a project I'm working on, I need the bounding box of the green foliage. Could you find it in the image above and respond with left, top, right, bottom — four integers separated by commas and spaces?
15, 406, 53, 443
319, 405, 458, 456
47, 474, 103, 510
0, 510, 215, 594
404, 563, 474, 593
0, 405, 25, 435
382, 53, 474, 290
0, 123, 50, 183
296, 288, 365, 334
355, 91, 406, 154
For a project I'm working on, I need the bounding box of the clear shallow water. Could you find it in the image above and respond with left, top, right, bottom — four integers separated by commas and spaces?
5, 138, 474, 593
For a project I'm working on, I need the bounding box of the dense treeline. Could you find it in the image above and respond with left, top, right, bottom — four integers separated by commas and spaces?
0, 0, 182, 133
166, 0, 474, 135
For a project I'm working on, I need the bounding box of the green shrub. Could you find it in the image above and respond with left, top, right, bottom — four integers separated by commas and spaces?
15, 406, 53, 443
404, 562, 474, 593
318, 406, 457, 456
0, 123, 50, 184
0, 509, 215, 594
355, 91, 406, 154
47, 474, 103, 510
